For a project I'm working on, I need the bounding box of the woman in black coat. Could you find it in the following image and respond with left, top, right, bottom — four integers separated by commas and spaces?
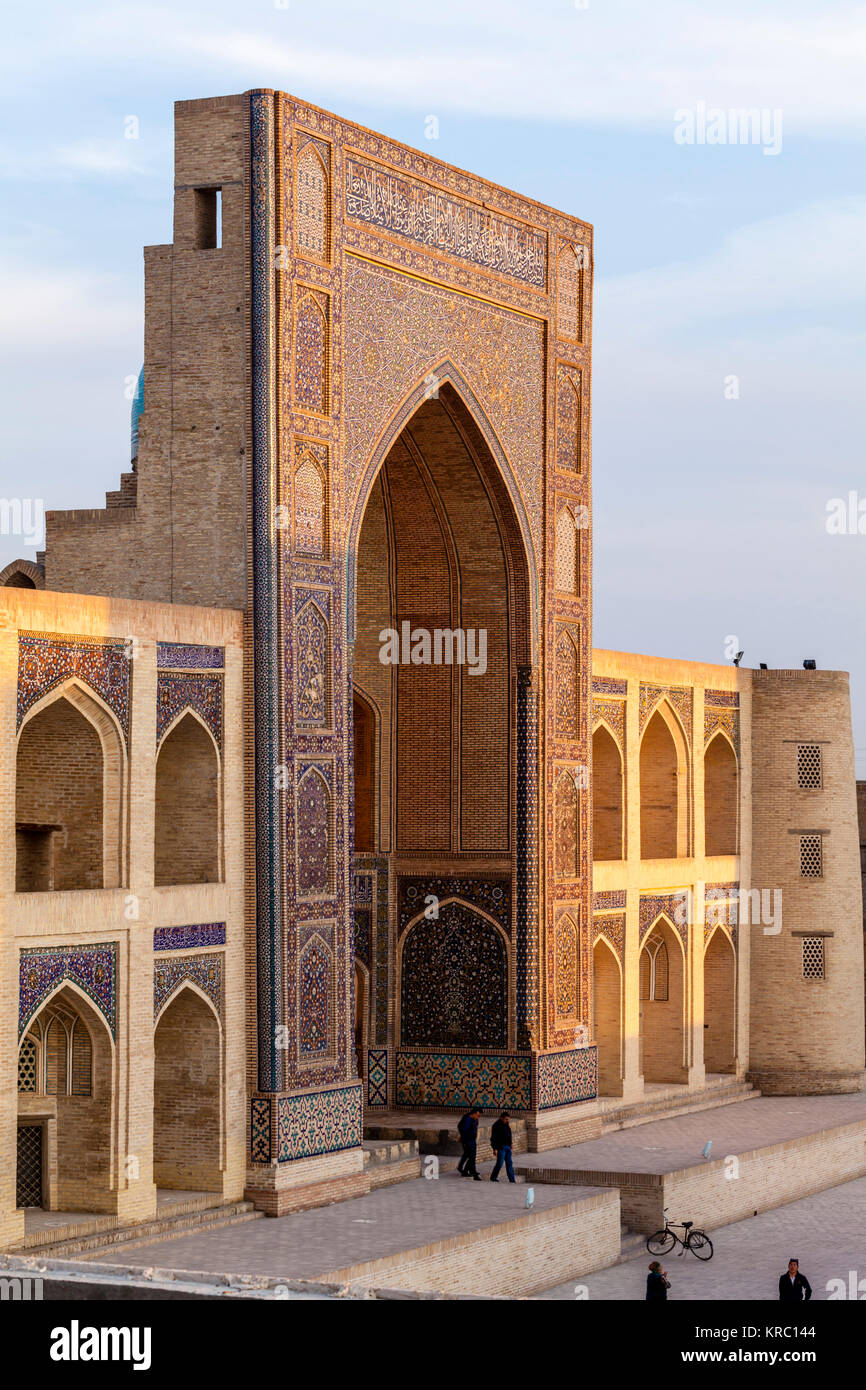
646, 1260, 670, 1300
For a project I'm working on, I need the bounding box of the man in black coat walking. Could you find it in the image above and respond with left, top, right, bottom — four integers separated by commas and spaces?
779, 1259, 812, 1301
457, 1107, 482, 1179
489, 1111, 516, 1183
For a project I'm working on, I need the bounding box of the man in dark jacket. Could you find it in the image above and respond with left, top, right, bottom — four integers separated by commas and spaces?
457, 1107, 482, 1178
646, 1261, 669, 1301
779, 1259, 812, 1301
489, 1111, 516, 1183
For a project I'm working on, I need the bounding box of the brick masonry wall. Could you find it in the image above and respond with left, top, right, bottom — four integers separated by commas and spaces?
16, 699, 103, 890
323, 1188, 620, 1295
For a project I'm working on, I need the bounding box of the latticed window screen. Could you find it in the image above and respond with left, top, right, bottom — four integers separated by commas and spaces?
802, 936, 825, 979
17, 1036, 37, 1092
797, 744, 822, 789
799, 834, 823, 878
16, 1125, 43, 1208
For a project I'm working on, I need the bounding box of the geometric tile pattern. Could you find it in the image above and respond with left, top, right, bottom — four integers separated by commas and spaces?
156, 672, 223, 748
276, 1084, 363, 1162
250, 1097, 272, 1163
366, 1049, 388, 1107
395, 1050, 533, 1110
400, 901, 507, 1048
537, 1045, 598, 1109
153, 923, 227, 953
639, 683, 693, 741
639, 892, 690, 950
17, 632, 130, 740
19, 942, 117, 1039
153, 953, 223, 1020
155, 643, 224, 670
593, 890, 627, 911
592, 912, 625, 961
396, 876, 511, 938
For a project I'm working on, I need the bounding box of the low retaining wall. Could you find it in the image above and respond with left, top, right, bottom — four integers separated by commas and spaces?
320, 1187, 620, 1296
519, 1116, 866, 1234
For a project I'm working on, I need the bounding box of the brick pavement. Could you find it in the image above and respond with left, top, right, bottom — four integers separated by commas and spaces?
85, 1169, 600, 1281
534, 1175, 866, 1300
518, 1094, 866, 1175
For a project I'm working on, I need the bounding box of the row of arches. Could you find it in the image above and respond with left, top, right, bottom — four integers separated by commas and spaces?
16, 981, 221, 1210
15, 684, 221, 892
593, 710, 738, 862
593, 921, 736, 1094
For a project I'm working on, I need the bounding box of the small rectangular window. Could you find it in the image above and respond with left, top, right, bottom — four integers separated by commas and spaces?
797, 744, 822, 789
799, 834, 823, 878
802, 936, 825, 979
194, 187, 222, 249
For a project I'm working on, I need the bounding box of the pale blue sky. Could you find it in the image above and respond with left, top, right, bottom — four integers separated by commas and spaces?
1, 1, 865, 766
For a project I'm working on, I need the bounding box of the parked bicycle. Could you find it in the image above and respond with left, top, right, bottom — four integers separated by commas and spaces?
646, 1209, 714, 1260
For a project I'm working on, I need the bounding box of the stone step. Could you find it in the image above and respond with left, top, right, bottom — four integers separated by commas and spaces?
600, 1082, 760, 1134
31, 1201, 262, 1260
365, 1115, 528, 1162
362, 1138, 418, 1165
618, 1229, 648, 1264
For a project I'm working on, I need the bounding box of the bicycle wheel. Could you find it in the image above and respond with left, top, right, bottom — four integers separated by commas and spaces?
647, 1229, 677, 1255
688, 1231, 714, 1261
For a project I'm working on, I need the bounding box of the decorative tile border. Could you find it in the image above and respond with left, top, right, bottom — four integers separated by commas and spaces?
592, 912, 625, 961
537, 1046, 597, 1108
153, 953, 223, 1020
592, 676, 627, 696
704, 689, 739, 708
17, 633, 130, 740
366, 1049, 388, 1107
395, 1050, 532, 1110
153, 924, 226, 952
156, 672, 222, 748
639, 891, 690, 949
276, 1083, 363, 1162
397, 875, 511, 937
593, 890, 626, 911
156, 642, 224, 670
638, 683, 693, 741
250, 1096, 272, 1163
19, 943, 117, 1039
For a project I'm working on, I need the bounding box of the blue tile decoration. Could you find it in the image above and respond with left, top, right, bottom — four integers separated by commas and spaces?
156, 642, 224, 670
397, 875, 510, 937
593, 890, 626, 911
250, 1096, 272, 1163
395, 1050, 532, 1110
19, 942, 117, 1039
537, 1046, 597, 1108
153, 953, 223, 1020
156, 672, 222, 748
18, 632, 130, 741
153, 923, 226, 952
276, 1083, 363, 1162
592, 676, 627, 696
366, 1049, 388, 1107
640, 891, 690, 949
401, 901, 508, 1048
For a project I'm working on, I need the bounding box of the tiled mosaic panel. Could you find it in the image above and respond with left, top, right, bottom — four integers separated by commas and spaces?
395, 1050, 532, 1110
353, 908, 371, 969
537, 1046, 598, 1109
153, 923, 226, 952
345, 155, 546, 288
639, 684, 693, 741
156, 643, 224, 670
294, 288, 329, 413
19, 943, 117, 1039
276, 1084, 363, 1162
704, 689, 739, 708
555, 365, 581, 473
556, 241, 583, 341
156, 672, 222, 748
555, 505, 579, 594
366, 1049, 388, 1107
294, 443, 327, 556
593, 912, 625, 961
153, 953, 223, 1020
554, 770, 580, 878
295, 137, 329, 260
298, 936, 331, 1057
516, 670, 539, 1049
640, 892, 690, 949
400, 901, 507, 1048
294, 590, 329, 728
296, 763, 333, 898
705, 706, 739, 752
554, 913, 579, 1019
555, 627, 580, 738
593, 696, 625, 746
593, 890, 627, 910
592, 676, 627, 696
397, 876, 510, 937
18, 633, 130, 740
250, 1096, 272, 1163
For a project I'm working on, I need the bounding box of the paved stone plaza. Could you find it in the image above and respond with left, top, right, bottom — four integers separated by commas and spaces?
535, 1174, 866, 1300
518, 1093, 866, 1175
85, 1170, 597, 1283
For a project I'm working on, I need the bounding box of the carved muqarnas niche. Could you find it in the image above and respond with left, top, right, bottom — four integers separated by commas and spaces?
400, 901, 507, 1048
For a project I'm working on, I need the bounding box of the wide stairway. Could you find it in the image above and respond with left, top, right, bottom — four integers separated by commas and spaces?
599, 1074, 760, 1133
16, 1193, 263, 1261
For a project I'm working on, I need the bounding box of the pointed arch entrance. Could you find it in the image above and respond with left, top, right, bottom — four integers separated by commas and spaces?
153, 985, 222, 1191
704, 928, 737, 1072
351, 378, 535, 1091
639, 917, 687, 1083
592, 936, 623, 1094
